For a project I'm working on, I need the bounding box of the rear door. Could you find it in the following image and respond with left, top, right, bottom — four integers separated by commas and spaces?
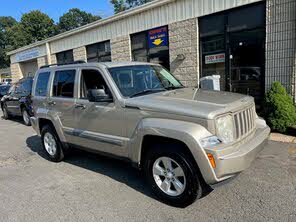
6, 82, 21, 115
47, 69, 77, 142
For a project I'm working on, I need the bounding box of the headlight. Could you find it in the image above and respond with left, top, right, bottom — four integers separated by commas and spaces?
216, 115, 234, 143
200, 136, 221, 148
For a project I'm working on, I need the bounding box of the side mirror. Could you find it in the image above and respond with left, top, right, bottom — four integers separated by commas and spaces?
87, 89, 113, 103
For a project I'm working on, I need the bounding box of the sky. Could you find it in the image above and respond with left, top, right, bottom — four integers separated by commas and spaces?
0, 0, 115, 22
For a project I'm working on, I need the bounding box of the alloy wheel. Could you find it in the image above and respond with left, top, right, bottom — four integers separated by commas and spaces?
43, 132, 57, 156
152, 156, 186, 197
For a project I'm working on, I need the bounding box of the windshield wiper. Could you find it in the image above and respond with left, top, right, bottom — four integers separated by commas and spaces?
130, 89, 166, 98
165, 85, 185, 90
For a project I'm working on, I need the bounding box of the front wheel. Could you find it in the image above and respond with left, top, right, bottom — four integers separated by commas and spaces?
144, 145, 205, 207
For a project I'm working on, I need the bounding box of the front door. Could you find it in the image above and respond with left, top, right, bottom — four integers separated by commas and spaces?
73, 68, 126, 157
228, 30, 265, 105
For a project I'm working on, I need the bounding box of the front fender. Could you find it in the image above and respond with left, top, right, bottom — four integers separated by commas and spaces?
129, 118, 217, 184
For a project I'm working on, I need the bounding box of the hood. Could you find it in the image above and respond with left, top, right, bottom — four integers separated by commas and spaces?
125, 88, 254, 119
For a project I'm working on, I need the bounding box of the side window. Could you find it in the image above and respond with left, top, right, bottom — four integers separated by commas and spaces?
35, 72, 50, 96
53, 70, 76, 98
80, 69, 110, 99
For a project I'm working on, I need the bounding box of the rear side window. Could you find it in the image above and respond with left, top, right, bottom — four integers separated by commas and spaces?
35, 72, 50, 96
53, 70, 76, 98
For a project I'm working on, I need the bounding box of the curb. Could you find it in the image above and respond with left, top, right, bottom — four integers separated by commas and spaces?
269, 133, 296, 143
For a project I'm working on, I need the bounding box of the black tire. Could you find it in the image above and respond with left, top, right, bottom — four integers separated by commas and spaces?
41, 125, 65, 162
144, 143, 205, 207
22, 108, 31, 126
2, 104, 10, 119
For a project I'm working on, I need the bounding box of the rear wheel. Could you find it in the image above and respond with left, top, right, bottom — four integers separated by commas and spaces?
2, 105, 10, 119
144, 144, 205, 207
22, 108, 31, 126
41, 125, 64, 162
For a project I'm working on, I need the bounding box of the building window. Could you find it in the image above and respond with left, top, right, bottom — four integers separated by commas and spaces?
56, 50, 74, 64
53, 70, 76, 98
131, 26, 170, 70
86, 41, 111, 62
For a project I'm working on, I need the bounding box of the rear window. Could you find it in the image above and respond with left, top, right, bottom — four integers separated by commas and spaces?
52, 70, 76, 98
35, 72, 50, 96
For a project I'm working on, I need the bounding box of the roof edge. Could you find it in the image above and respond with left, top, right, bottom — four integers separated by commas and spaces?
7, 0, 175, 56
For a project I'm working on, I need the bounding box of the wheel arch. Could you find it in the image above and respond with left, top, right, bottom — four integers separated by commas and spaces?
129, 118, 217, 185
140, 135, 199, 170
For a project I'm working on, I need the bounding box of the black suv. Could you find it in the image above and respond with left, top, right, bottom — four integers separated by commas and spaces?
0, 85, 10, 98
1, 77, 33, 126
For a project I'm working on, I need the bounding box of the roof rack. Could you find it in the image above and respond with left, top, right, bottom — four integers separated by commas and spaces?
40, 60, 86, 69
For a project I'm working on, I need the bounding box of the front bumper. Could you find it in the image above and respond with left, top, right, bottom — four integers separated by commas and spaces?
30, 117, 40, 136
204, 120, 270, 184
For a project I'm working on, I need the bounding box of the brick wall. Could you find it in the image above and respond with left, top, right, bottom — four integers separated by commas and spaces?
265, 0, 296, 102
10, 63, 23, 83
50, 54, 57, 64
73, 46, 87, 62
169, 18, 199, 87
37, 56, 48, 68
111, 36, 132, 62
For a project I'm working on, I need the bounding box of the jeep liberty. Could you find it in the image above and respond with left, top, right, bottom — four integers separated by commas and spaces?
30, 62, 270, 207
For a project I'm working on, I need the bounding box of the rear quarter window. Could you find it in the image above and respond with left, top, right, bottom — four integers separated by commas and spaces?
35, 72, 51, 96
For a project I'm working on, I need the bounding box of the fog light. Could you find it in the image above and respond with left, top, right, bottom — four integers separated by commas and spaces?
207, 153, 216, 169
200, 136, 221, 148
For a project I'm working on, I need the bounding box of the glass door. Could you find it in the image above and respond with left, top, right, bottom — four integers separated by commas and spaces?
228, 30, 265, 104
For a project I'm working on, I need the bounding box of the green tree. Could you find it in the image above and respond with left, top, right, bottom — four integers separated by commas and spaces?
0, 16, 17, 32
0, 16, 17, 68
58, 8, 101, 32
263, 81, 296, 133
111, 0, 153, 14
20, 10, 57, 43
6, 23, 30, 50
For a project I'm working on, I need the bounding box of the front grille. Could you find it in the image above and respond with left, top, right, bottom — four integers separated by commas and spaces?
234, 106, 256, 139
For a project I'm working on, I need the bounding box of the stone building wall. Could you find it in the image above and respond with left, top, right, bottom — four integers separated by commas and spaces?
111, 36, 132, 62
169, 18, 199, 87
73, 46, 87, 62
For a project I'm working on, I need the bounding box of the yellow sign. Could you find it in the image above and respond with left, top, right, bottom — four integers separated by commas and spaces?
152, 39, 164, 46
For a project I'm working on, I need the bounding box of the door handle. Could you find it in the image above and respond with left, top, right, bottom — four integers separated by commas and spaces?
48, 101, 56, 106
75, 103, 86, 109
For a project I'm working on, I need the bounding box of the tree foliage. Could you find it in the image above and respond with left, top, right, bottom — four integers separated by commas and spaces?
0, 9, 100, 68
0, 16, 17, 68
20, 11, 57, 43
58, 8, 101, 32
110, 0, 154, 14
263, 81, 296, 133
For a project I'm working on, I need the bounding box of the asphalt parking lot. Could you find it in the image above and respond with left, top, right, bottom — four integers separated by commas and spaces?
0, 114, 295, 222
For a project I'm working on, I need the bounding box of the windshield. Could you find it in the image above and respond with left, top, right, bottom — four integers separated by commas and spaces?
108, 65, 183, 97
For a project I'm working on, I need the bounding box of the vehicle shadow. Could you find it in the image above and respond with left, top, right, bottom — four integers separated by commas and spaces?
26, 135, 213, 206
26, 135, 155, 199
1, 115, 27, 126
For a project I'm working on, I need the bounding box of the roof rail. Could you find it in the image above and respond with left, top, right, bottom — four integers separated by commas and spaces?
40, 60, 86, 69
